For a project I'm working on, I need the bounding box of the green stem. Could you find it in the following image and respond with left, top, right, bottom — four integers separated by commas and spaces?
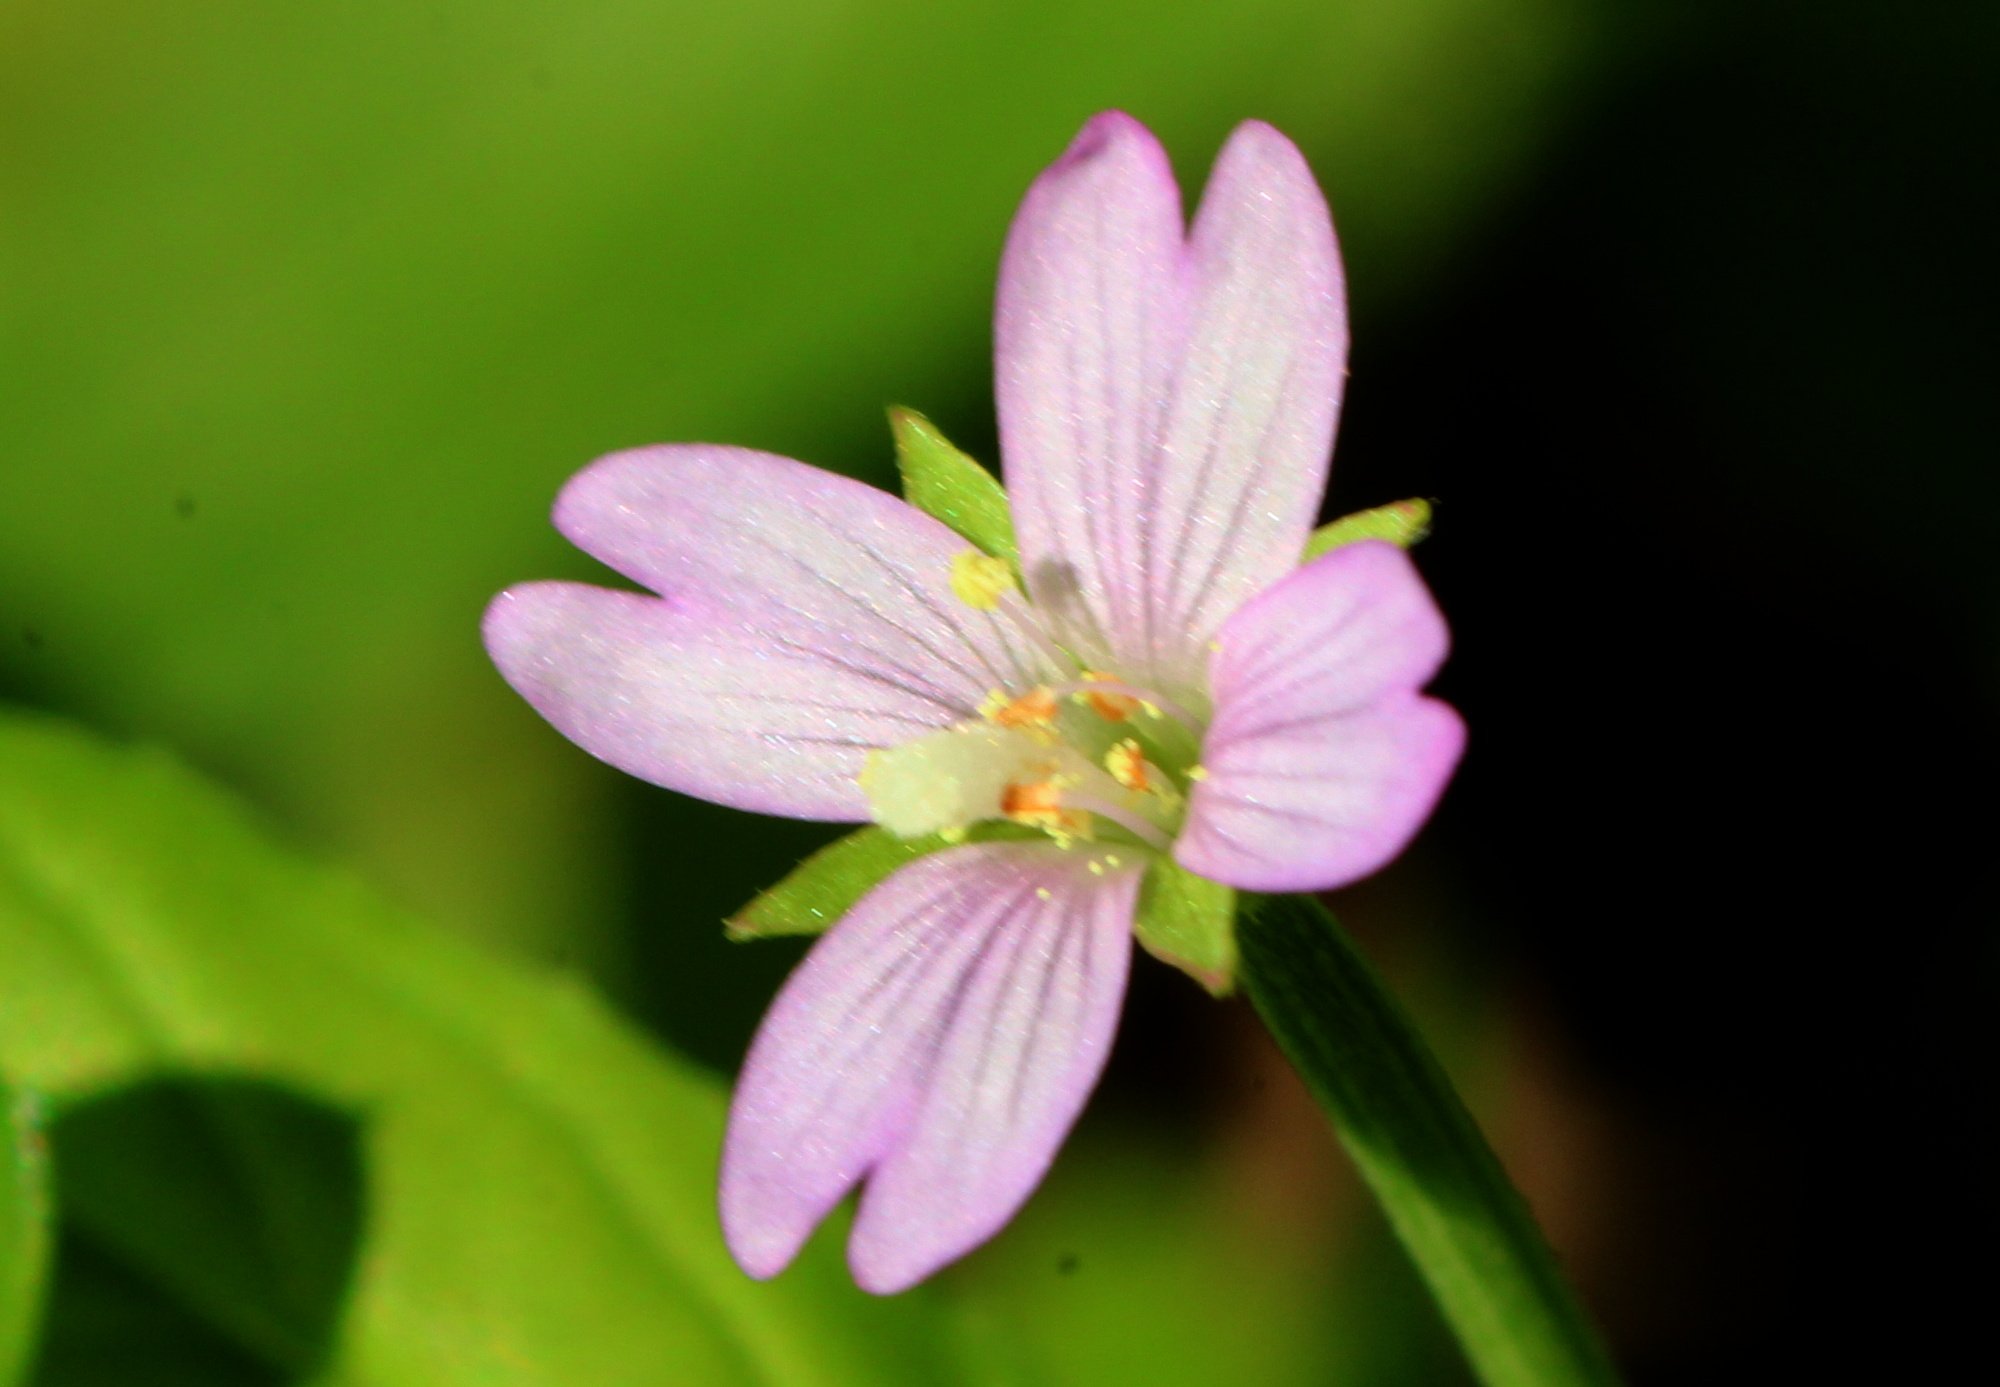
1237, 894, 1622, 1387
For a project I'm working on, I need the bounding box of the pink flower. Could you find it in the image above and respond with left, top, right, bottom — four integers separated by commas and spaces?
484, 113, 1462, 1292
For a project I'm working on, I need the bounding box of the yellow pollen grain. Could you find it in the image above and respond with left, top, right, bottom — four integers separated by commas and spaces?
1035, 887, 1053, 901
1105, 739, 1150, 792
950, 550, 1017, 610
1087, 859, 1105, 876
1187, 765, 1209, 782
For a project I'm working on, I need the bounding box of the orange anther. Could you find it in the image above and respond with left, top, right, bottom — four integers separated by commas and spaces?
987, 686, 1059, 729
1080, 671, 1138, 722
1105, 739, 1151, 792
1000, 778, 1087, 836
1001, 779, 1064, 822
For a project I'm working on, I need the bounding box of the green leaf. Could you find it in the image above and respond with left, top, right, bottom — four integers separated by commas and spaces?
0, 1081, 50, 1387
1239, 894, 1623, 1387
1130, 860, 1238, 996
0, 713, 982, 1387
1302, 498, 1434, 562
890, 409, 1017, 564
44, 1077, 364, 1380
26, 1227, 278, 1387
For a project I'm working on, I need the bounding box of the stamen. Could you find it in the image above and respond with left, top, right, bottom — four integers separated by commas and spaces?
1102, 740, 1187, 811
982, 685, 1058, 731
1051, 675, 1198, 733
1079, 671, 1139, 722
1062, 792, 1171, 851
1000, 778, 1091, 839
862, 722, 1053, 839
950, 550, 1018, 610
1105, 739, 1150, 792
946, 551, 1075, 684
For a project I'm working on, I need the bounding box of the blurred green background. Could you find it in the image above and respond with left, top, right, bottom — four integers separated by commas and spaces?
2, 1, 1992, 1383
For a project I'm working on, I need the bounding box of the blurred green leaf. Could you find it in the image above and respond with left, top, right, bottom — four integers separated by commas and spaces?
1130, 860, 1238, 996
0, 1082, 50, 1387
1239, 894, 1621, 1387
29, 1228, 282, 1387
1301, 499, 1434, 562
0, 712, 983, 1386
39, 1078, 363, 1381
891, 408, 1018, 563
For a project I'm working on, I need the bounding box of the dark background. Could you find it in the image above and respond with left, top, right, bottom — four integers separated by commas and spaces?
1359, 6, 1996, 1374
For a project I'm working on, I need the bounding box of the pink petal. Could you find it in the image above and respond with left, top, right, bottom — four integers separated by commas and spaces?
1175, 542, 1463, 892
1150, 122, 1347, 679
720, 843, 1138, 1291
995, 112, 1190, 676
557, 444, 1050, 709
485, 445, 1057, 818
485, 582, 950, 819
996, 115, 1346, 697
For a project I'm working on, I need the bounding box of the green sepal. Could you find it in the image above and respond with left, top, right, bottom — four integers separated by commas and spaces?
1302, 497, 1433, 563
727, 826, 939, 941
890, 407, 1018, 564
1131, 858, 1238, 996
727, 822, 1037, 942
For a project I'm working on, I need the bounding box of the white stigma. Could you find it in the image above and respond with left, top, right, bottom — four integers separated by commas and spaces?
860, 723, 1065, 839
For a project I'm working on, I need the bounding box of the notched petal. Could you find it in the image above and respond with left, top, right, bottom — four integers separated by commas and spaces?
1147, 121, 1348, 669
483, 582, 948, 820
549, 443, 1051, 714
996, 115, 1350, 694
719, 844, 1137, 1291
996, 111, 1189, 675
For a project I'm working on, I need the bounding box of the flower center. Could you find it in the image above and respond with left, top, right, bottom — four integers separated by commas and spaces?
861, 552, 1202, 850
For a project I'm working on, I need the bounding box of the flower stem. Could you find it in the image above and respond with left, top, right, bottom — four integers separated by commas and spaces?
1237, 894, 1623, 1387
